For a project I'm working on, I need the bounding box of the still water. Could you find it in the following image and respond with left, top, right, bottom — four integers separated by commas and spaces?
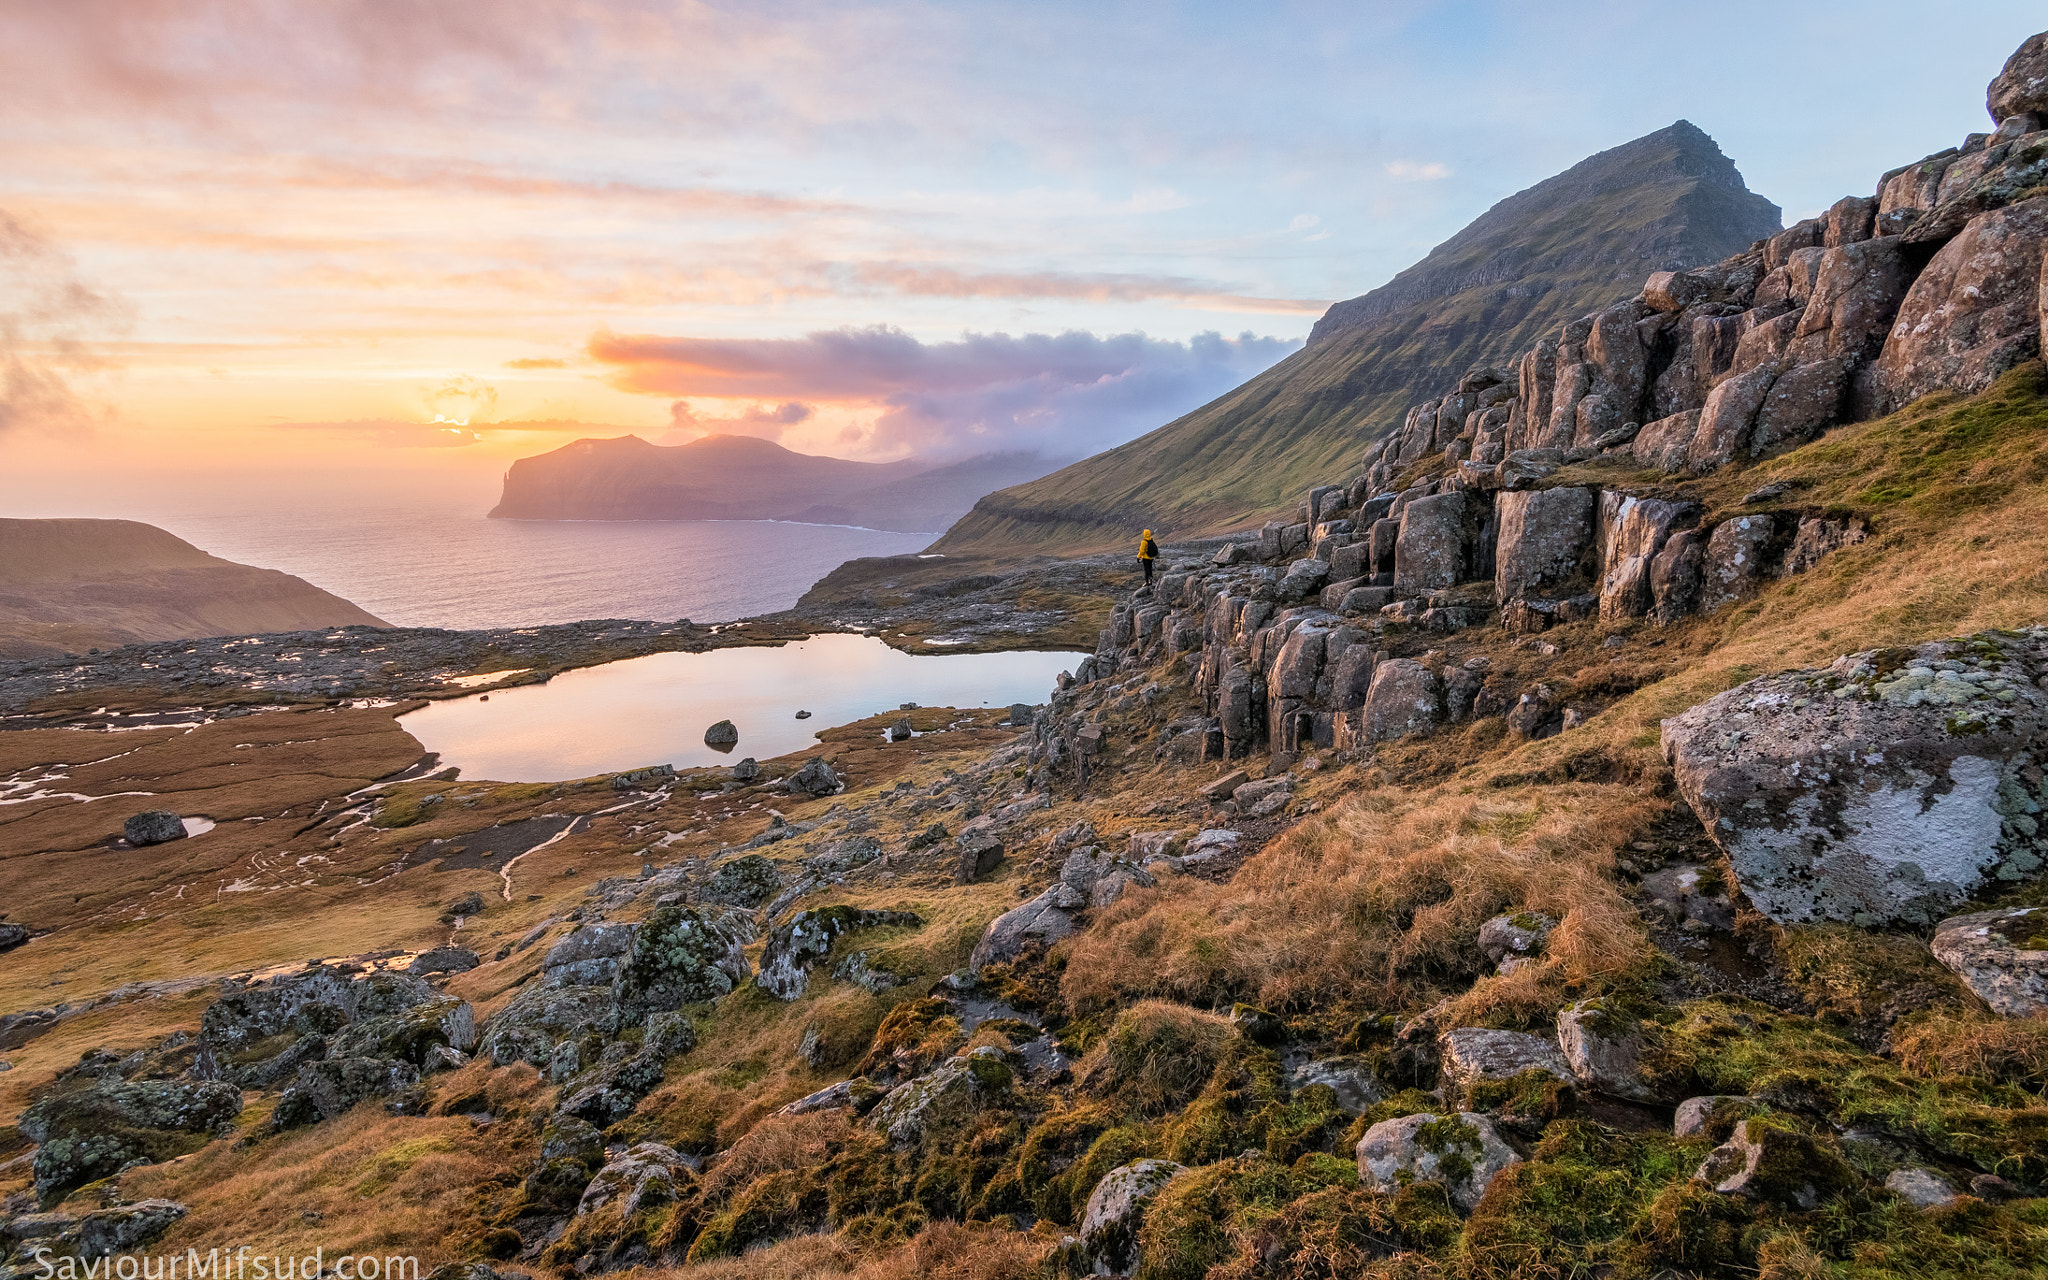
399, 633, 1078, 782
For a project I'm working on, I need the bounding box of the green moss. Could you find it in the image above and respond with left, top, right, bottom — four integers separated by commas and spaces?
1464, 1066, 1576, 1123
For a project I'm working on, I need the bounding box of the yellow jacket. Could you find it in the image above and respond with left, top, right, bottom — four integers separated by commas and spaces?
1137, 530, 1158, 560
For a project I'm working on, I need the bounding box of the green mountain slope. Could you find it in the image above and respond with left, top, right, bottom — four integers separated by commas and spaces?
932, 120, 1781, 556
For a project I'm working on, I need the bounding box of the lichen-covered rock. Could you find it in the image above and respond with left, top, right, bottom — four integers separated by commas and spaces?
1694, 1118, 1852, 1210
1886, 1167, 1959, 1209
757, 906, 922, 1000
776, 1077, 886, 1118
555, 1052, 668, 1128
867, 1046, 1010, 1148
1078, 1159, 1184, 1275
273, 1057, 420, 1129
1437, 1028, 1570, 1102
541, 923, 637, 986
1988, 31, 2048, 123
1931, 906, 2048, 1016
969, 887, 1081, 972
1360, 659, 1442, 743
1555, 999, 1668, 1102
75, 1200, 189, 1258
1878, 198, 2048, 410
1673, 1095, 1758, 1139
1638, 864, 1736, 931
1661, 628, 2048, 925
479, 983, 616, 1067
610, 905, 752, 1018
1477, 912, 1555, 967
576, 1142, 695, 1217
22, 1078, 241, 1203
1286, 1056, 1385, 1114
1393, 492, 1470, 592
328, 994, 476, 1066
702, 853, 780, 907
1355, 1111, 1519, 1213
1494, 487, 1594, 608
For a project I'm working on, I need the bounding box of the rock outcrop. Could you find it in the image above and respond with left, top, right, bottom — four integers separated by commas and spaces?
1355, 1111, 1520, 1213
1662, 629, 2048, 925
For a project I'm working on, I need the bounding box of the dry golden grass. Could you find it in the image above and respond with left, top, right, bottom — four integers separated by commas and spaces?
1892, 1012, 2048, 1091
1075, 1000, 1234, 1114
649, 1220, 1048, 1280
699, 1111, 850, 1205
1062, 784, 1662, 1024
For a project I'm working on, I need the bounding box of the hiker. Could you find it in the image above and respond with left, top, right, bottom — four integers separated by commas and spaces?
1137, 528, 1158, 593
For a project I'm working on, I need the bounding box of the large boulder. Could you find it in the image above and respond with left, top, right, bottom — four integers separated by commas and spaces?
867, 1046, 1009, 1148
576, 1142, 696, 1217
1661, 629, 2048, 925
1393, 492, 1470, 593
74, 1201, 189, 1258
555, 1053, 669, 1128
0, 921, 28, 952
542, 922, 637, 986
703, 720, 738, 749
1355, 1111, 1519, 1213
22, 1079, 241, 1203
1360, 659, 1443, 743
757, 906, 922, 1000
122, 810, 186, 846
1931, 907, 2048, 1016
1598, 495, 1696, 622
610, 905, 753, 1018
1437, 1028, 1570, 1103
1078, 1159, 1184, 1276
703, 853, 781, 907
1694, 1118, 1852, 1210
791, 756, 842, 796
328, 994, 477, 1066
1494, 487, 1595, 606
1878, 198, 2048, 410
480, 983, 617, 1067
1286, 1056, 1385, 1114
969, 848, 1151, 971
1555, 999, 1667, 1102
273, 1057, 420, 1129
1988, 32, 2048, 124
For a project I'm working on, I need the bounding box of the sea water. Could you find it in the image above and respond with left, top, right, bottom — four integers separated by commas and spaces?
398, 633, 1073, 782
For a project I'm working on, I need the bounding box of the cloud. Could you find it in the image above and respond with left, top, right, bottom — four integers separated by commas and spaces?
590, 325, 1298, 460
422, 374, 498, 425
1383, 160, 1452, 182
0, 209, 127, 435
504, 356, 567, 369
665, 399, 814, 444
269, 418, 483, 448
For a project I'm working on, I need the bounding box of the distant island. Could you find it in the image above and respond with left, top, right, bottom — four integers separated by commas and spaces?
488, 433, 1062, 533
0, 518, 386, 658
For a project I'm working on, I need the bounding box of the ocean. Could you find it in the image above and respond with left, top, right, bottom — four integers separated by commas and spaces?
56, 491, 937, 630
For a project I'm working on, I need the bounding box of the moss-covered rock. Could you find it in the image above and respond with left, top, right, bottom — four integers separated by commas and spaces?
610, 905, 752, 1020
757, 905, 922, 1001
22, 1077, 241, 1203
701, 853, 781, 908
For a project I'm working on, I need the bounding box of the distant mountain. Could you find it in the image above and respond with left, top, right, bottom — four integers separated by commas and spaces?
932, 121, 1783, 556
489, 434, 1065, 533
0, 519, 387, 658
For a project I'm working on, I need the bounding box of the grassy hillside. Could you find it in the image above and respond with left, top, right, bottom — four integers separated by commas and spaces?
5, 368, 2047, 1277
932, 122, 1782, 558
0, 518, 387, 658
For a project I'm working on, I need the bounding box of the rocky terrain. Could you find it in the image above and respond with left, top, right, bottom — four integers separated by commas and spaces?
5, 31, 2048, 1280
0, 520, 389, 661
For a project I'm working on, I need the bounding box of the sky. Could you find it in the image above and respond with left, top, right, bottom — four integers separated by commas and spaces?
1, 0, 2042, 509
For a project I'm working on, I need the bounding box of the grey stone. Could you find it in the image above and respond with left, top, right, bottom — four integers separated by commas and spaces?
703, 719, 738, 749
1437, 1027, 1571, 1101
868, 1046, 1008, 1148
758, 906, 921, 1001
1701, 514, 1776, 613
408, 946, 481, 976
1555, 999, 1660, 1102
1886, 1167, 1958, 1209
122, 810, 186, 846
1360, 659, 1441, 743
1931, 906, 2048, 1017
1662, 630, 2048, 925
1639, 864, 1735, 931
703, 853, 780, 908
0, 922, 27, 952
1394, 493, 1469, 592
610, 905, 752, 1018
74, 1201, 189, 1259
576, 1142, 694, 1217
791, 756, 842, 796
481, 983, 616, 1067
1355, 1111, 1520, 1213
1078, 1159, 1185, 1276
1695, 1120, 1845, 1210
731, 756, 760, 782
1494, 487, 1595, 607
542, 922, 637, 987
273, 1057, 421, 1129
1673, 1095, 1757, 1139
1477, 912, 1555, 967
1286, 1056, 1385, 1114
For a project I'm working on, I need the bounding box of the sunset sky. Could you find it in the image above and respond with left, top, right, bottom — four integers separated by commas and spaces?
2, 1, 2042, 509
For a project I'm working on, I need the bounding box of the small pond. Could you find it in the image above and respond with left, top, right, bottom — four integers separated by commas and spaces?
398, 632, 1079, 782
